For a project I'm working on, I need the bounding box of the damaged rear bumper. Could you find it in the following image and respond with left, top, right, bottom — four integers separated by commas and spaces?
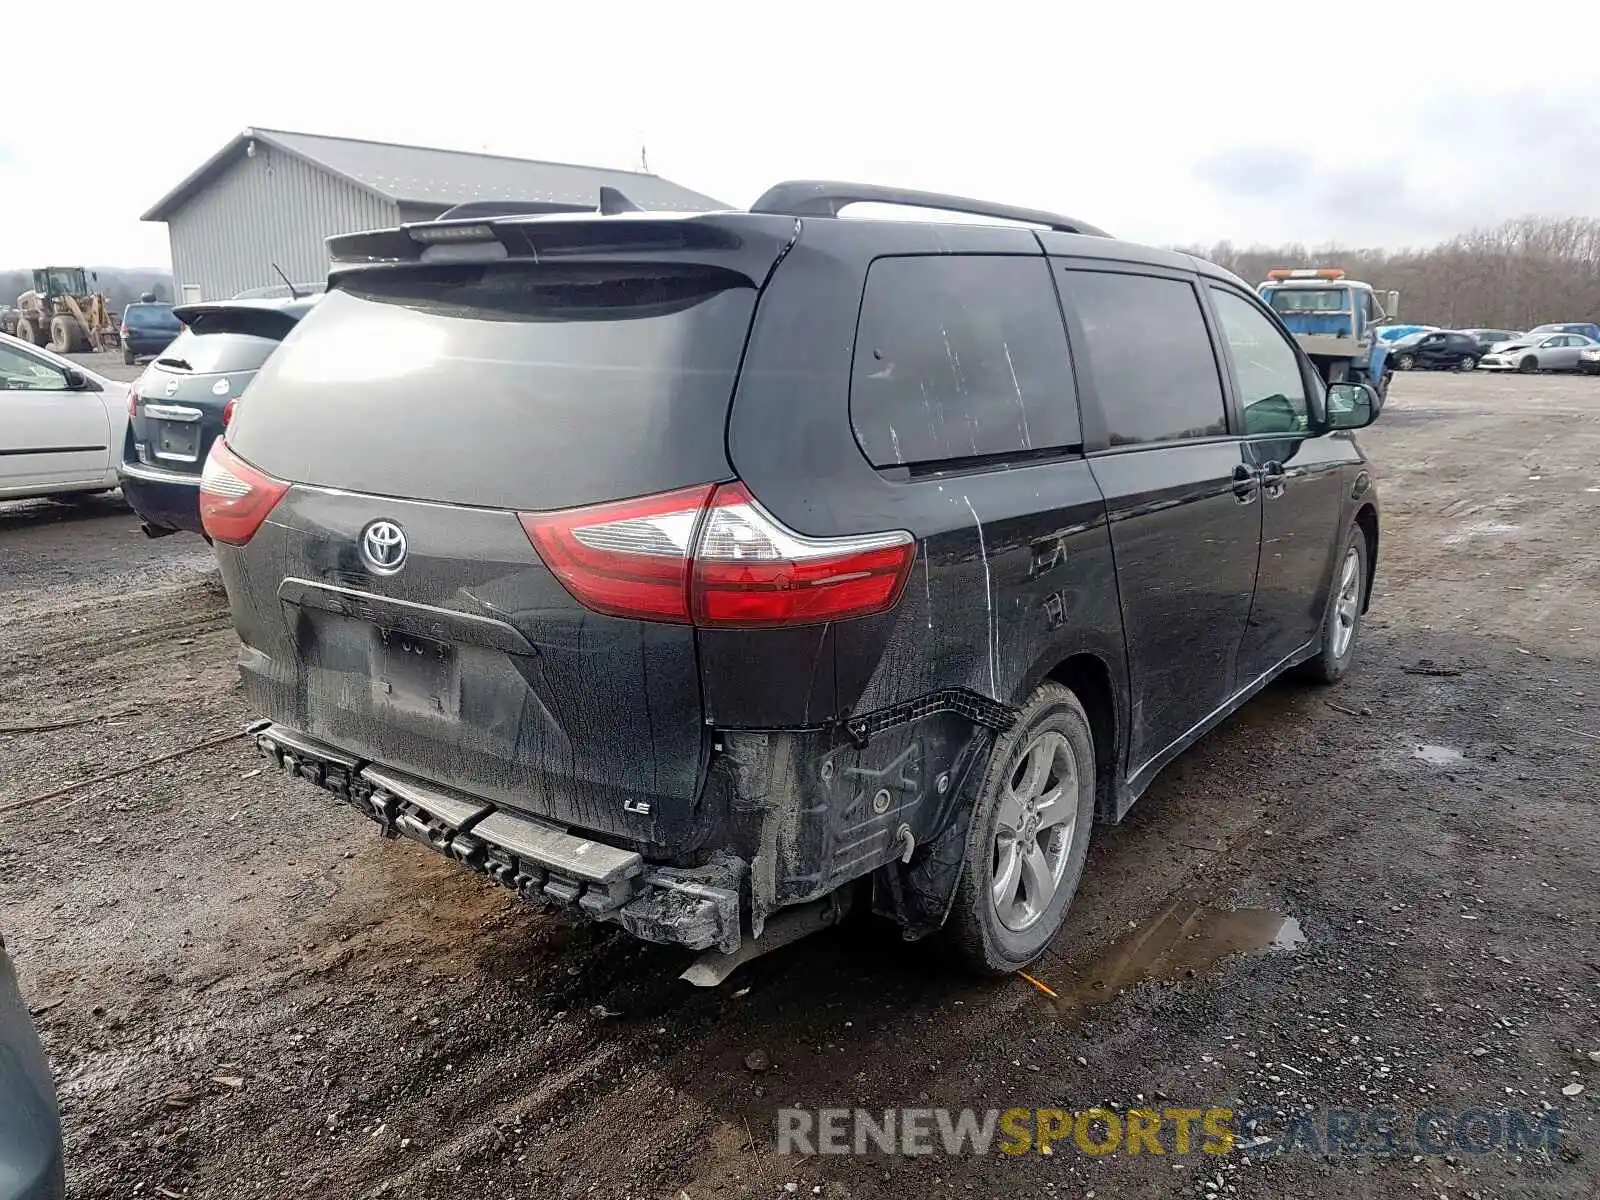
251, 721, 744, 955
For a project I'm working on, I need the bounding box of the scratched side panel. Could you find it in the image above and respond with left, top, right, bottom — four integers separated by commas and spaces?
849, 461, 1120, 712
715, 218, 1052, 729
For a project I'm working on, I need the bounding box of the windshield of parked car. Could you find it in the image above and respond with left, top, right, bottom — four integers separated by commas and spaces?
1266, 287, 1348, 314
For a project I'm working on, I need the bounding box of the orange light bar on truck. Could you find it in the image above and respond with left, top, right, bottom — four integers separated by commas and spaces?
1266, 268, 1346, 281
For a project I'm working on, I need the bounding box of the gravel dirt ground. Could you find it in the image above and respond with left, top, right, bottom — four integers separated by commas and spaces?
2, 361, 1597, 1199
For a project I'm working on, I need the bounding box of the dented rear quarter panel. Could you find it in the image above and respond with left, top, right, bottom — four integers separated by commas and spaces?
725, 219, 1127, 727
720, 220, 1130, 919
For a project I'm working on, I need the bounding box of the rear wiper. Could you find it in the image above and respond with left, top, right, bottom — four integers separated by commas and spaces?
155, 357, 192, 371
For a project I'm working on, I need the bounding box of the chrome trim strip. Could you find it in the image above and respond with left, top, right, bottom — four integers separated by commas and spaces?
118, 461, 200, 485
143, 403, 203, 422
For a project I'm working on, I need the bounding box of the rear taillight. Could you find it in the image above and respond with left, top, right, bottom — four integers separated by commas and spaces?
519, 485, 712, 623
518, 483, 915, 628
221, 398, 237, 428
690, 484, 915, 627
200, 439, 288, 545
127, 386, 139, 419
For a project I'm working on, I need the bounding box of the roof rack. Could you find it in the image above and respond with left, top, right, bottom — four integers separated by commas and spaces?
749, 180, 1109, 238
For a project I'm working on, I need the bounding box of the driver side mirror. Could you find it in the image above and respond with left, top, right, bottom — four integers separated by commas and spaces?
1325, 381, 1381, 430
62, 367, 87, 390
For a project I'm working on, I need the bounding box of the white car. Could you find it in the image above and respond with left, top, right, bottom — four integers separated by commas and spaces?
1479, 333, 1600, 373
1, 331, 130, 502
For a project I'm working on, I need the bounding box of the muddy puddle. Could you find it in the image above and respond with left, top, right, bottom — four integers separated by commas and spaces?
1028, 894, 1305, 1016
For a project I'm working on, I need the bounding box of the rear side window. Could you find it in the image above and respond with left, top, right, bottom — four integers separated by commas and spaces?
849, 256, 1079, 468
1062, 270, 1228, 446
228, 264, 757, 511
157, 329, 283, 374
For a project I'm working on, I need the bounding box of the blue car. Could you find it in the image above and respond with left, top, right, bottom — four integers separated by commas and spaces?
0, 934, 64, 1200
119, 295, 316, 538
118, 301, 182, 365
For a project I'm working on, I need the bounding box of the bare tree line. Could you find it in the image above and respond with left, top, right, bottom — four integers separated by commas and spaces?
1179, 216, 1600, 330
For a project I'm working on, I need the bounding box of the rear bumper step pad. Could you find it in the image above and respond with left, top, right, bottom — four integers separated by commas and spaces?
250, 722, 741, 953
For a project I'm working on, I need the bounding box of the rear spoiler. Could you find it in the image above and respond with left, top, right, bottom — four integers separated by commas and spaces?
172, 300, 312, 337
325, 212, 800, 287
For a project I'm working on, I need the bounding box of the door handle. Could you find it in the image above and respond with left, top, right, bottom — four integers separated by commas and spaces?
1260, 461, 1287, 499
1231, 463, 1259, 502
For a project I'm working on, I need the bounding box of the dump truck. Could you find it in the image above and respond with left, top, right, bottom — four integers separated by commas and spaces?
10, 267, 118, 353
1257, 267, 1399, 396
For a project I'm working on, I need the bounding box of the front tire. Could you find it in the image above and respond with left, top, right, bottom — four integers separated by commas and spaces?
49, 316, 78, 354
1395, 354, 1415, 371
947, 683, 1096, 974
1518, 356, 1538, 374
1303, 530, 1368, 684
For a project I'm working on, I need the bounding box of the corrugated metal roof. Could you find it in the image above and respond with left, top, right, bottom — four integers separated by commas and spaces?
142, 128, 727, 222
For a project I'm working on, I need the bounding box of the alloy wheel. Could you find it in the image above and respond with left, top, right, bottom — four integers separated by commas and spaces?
1332, 545, 1361, 660
991, 730, 1079, 932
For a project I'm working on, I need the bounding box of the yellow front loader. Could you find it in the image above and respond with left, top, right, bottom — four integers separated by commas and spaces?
12, 266, 119, 353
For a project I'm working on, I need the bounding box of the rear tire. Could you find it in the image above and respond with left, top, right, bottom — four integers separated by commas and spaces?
1518, 356, 1538, 374
947, 682, 1096, 975
123, 347, 135, 365
1458, 356, 1477, 371
1302, 528, 1368, 685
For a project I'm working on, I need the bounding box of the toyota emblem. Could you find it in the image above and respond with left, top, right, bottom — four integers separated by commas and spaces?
360, 520, 407, 575
164, 378, 179, 397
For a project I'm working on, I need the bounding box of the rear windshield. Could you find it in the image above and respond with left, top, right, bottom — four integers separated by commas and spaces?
1266, 288, 1348, 314
124, 304, 176, 327
156, 328, 283, 374
227, 263, 757, 511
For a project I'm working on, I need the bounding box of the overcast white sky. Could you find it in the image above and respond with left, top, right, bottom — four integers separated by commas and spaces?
4, 2, 1597, 268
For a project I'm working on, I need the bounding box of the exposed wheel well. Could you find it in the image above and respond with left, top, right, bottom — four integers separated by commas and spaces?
1355, 504, 1379, 612
1047, 654, 1118, 821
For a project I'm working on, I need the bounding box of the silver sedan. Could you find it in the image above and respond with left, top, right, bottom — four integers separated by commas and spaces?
1479, 333, 1600, 373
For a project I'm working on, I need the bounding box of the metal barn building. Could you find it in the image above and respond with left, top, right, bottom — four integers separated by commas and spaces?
141, 128, 726, 302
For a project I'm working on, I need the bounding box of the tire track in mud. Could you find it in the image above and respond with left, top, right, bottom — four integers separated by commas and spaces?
0, 605, 232, 678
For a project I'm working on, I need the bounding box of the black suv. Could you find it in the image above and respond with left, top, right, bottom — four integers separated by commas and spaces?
204, 183, 1382, 977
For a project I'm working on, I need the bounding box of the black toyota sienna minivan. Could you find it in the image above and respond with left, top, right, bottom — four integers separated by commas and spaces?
205, 182, 1381, 977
